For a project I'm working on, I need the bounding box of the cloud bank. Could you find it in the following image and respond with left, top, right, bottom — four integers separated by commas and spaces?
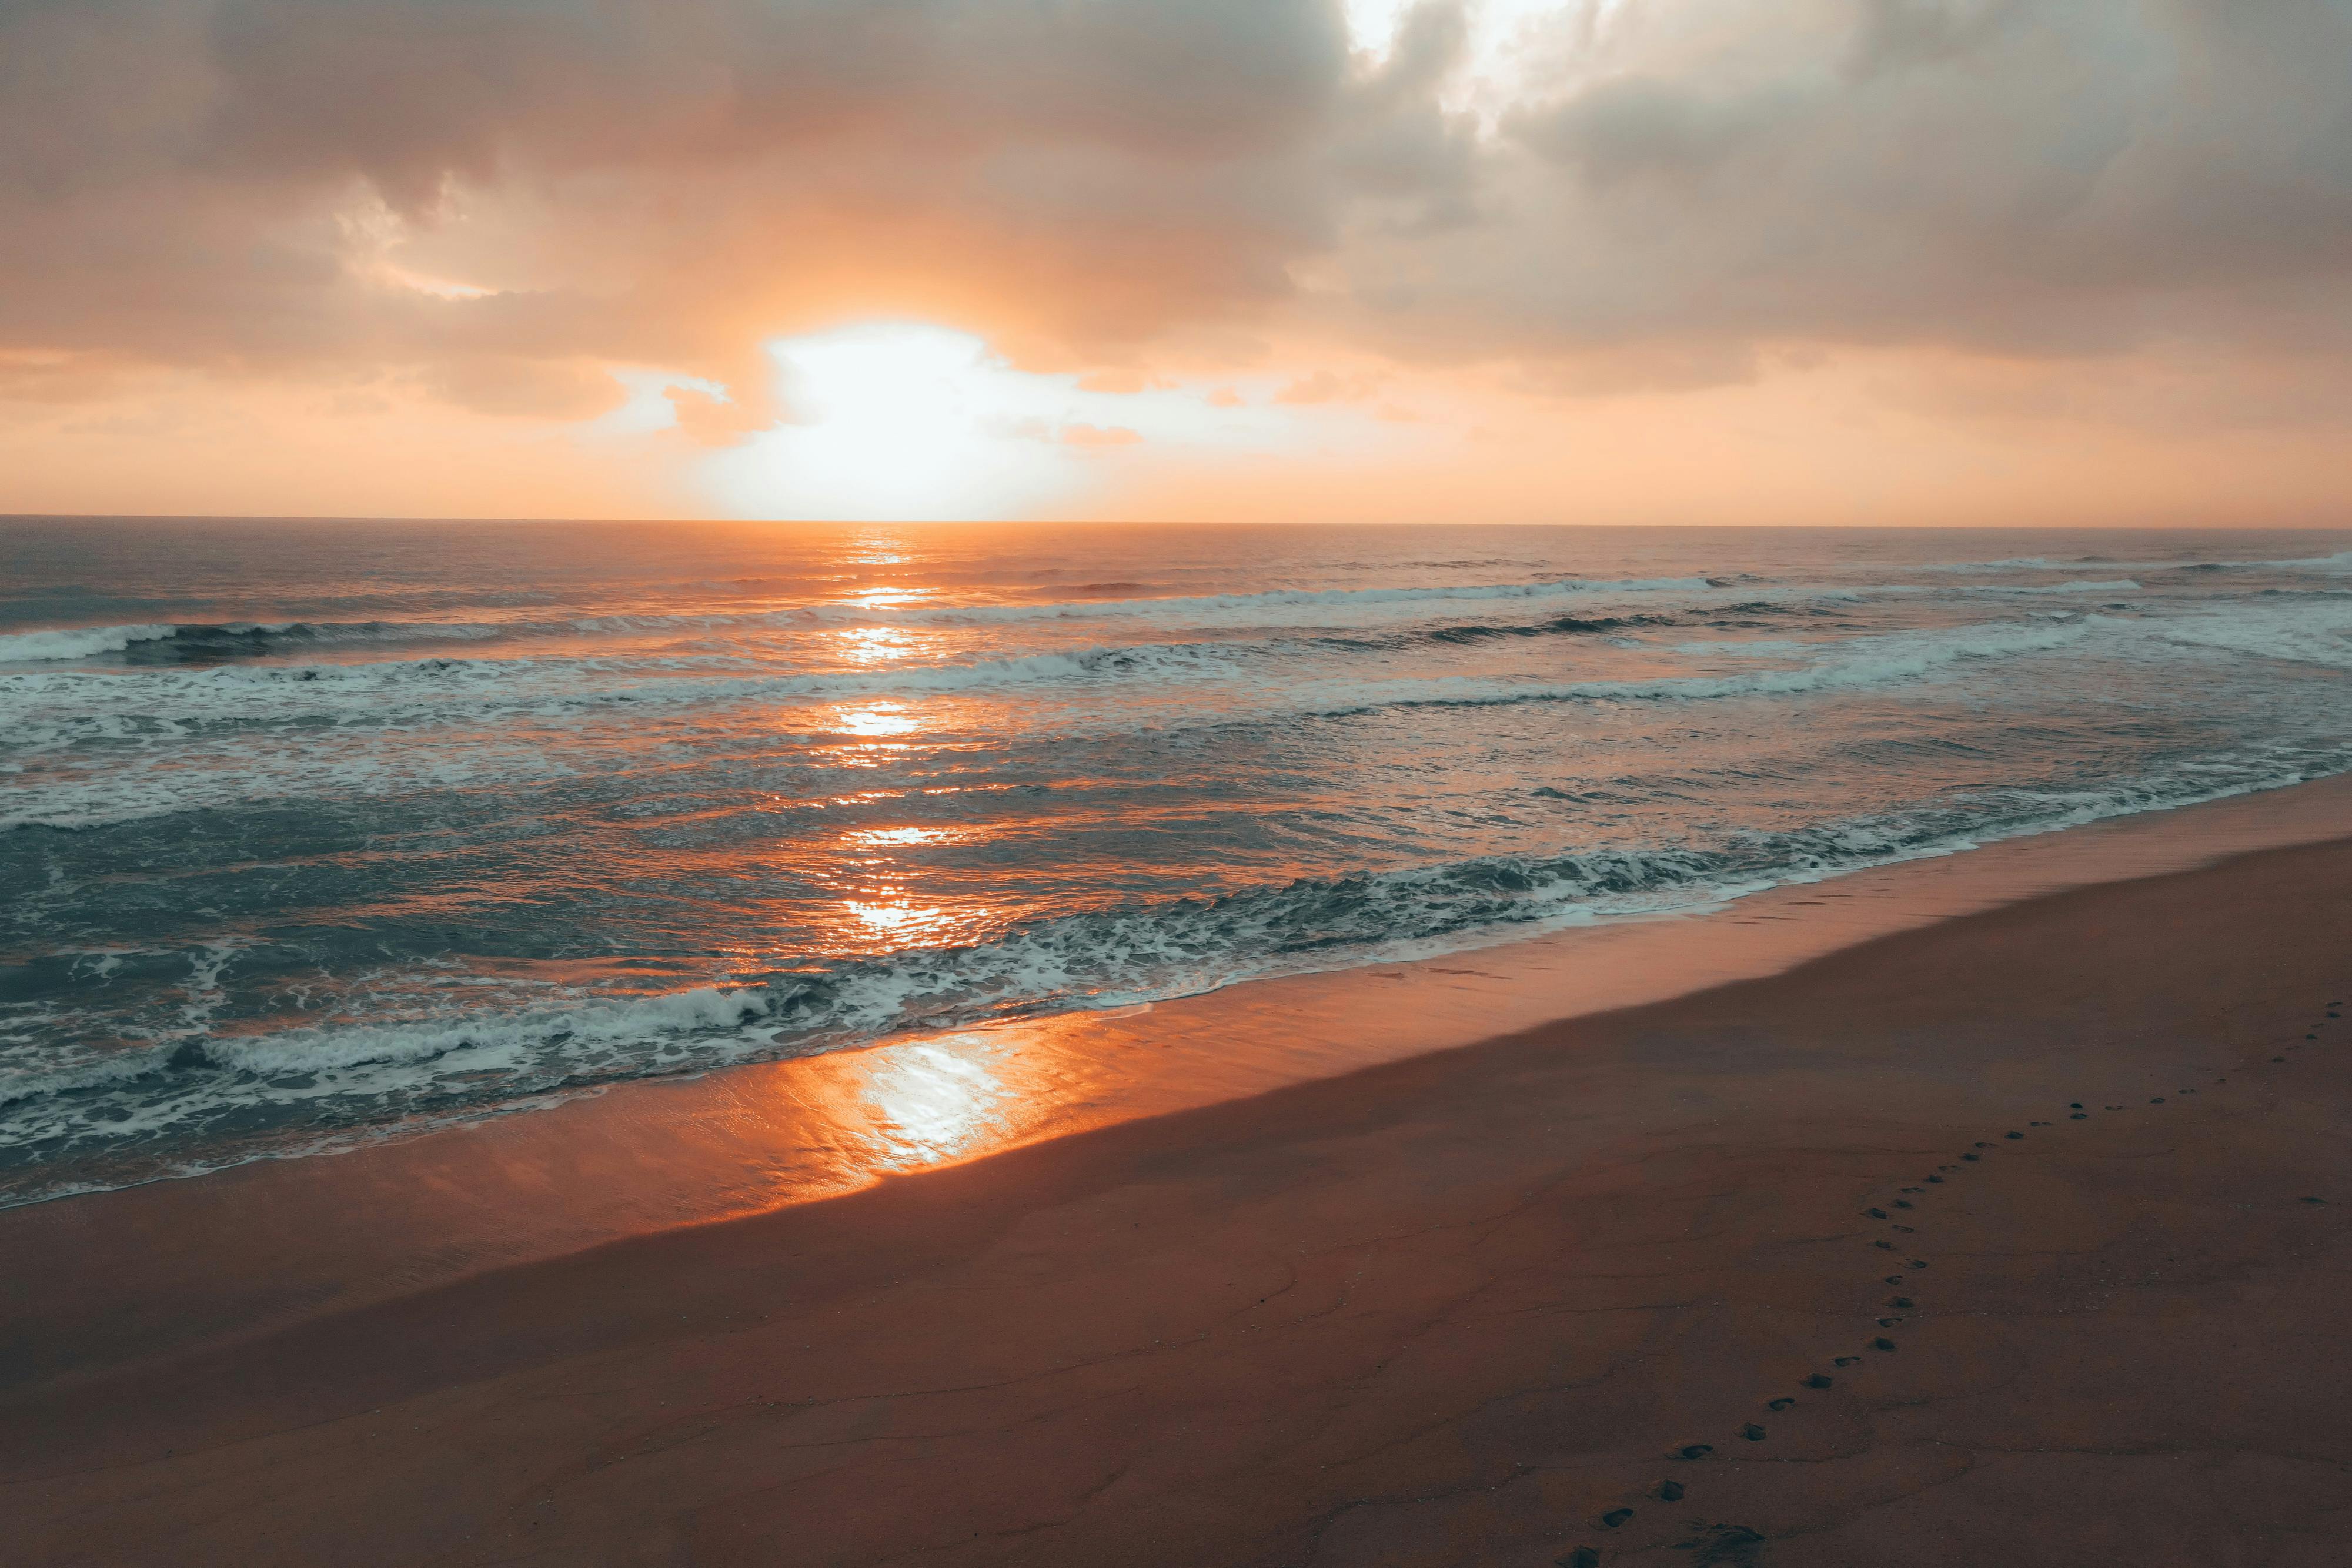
2, 0, 2348, 518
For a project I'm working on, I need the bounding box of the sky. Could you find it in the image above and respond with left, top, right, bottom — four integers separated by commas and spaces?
2, 0, 2350, 526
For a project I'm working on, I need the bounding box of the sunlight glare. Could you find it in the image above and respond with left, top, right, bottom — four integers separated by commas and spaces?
706, 323, 1079, 522
836, 626, 918, 664
834, 702, 923, 738
848, 827, 954, 847
861, 1039, 1009, 1168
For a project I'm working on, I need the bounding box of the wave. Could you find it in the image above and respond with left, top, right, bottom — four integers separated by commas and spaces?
1289, 618, 2104, 721
0, 611, 2220, 834
1966, 579, 2139, 596
0, 613, 2098, 777
0, 617, 530, 666
3, 553, 2337, 677
0, 623, 176, 662
1425, 612, 1673, 645
11, 598, 2346, 837
2154, 599, 2352, 669
1320, 612, 1675, 652
810, 574, 1726, 625
0, 573, 1727, 668
6, 736, 2343, 1200
1922, 551, 2352, 576
1916, 556, 2110, 573
0, 641, 1262, 797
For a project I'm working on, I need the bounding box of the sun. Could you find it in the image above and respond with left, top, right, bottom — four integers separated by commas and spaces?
702, 323, 1080, 521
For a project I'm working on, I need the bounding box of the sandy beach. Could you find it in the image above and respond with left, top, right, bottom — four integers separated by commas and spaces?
5, 785, 2351, 1566
11, 0, 2352, 1556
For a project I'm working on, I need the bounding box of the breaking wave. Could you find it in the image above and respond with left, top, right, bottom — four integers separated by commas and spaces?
5, 738, 2338, 1200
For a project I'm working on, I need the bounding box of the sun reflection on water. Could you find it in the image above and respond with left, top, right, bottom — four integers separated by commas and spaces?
834, 702, 922, 738
844, 586, 933, 611
836, 626, 917, 664
862, 1038, 1008, 1168
843, 899, 971, 944
848, 825, 955, 847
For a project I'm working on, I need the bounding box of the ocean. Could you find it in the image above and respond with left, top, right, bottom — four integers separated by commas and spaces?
4, 519, 2348, 1206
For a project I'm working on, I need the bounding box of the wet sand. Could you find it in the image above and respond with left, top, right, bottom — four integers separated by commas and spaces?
5, 797, 2352, 1564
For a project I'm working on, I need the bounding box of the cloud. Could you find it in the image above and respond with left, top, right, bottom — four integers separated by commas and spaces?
1075, 369, 1170, 394
1060, 422, 1145, 447
0, 0, 1378, 419
1435, 0, 2352, 373
1, 0, 2349, 462
1274, 367, 1387, 403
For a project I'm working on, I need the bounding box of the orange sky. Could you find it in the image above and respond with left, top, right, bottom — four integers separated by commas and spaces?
4, 0, 2349, 524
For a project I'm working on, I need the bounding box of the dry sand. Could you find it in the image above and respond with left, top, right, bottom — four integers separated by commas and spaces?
4, 809, 2350, 1565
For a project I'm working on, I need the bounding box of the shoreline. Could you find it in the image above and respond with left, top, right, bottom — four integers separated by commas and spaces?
15, 764, 2347, 1213
3, 774, 2348, 1562
5, 774, 2352, 1399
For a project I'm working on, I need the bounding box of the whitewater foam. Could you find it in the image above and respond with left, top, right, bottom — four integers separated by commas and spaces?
11, 520, 2352, 1206
0, 623, 176, 662
5, 735, 2340, 1199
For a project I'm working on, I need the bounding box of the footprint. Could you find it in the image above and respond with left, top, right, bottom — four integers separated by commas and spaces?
1877, 1317, 1902, 1328
1907, 1259, 1930, 1270
1675, 1524, 1767, 1564
1894, 1199, 1915, 1209
1887, 1296, 1915, 1309
2070, 1102, 2084, 1109
1834, 1356, 1861, 1368
1874, 1240, 1896, 1251
2302, 1196, 2329, 1206
1678, 1443, 1715, 1460
1739, 1423, 1767, 1441
2070, 1113, 2087, 1120
1602, 1508, 1633, 1529
1865, 1208, 1889, 1219
1893, 1225, 1915, 1233
1803, 1374, 1833, 1389
1883, 1275, 1906, 1285
1926, 1175, 1945, 1184
2030, 1121, 2050, 1128
1768, 1398, 1795, 1411
1556, 1549, 1599, 1568
1658, 1480, 1686, 1502
1973, 1141, 1993, 1149
2005, 1131, 2026, 1140
2150, 1096, 2166, 1104
1871, 1337, 1897, 1352
1962, 1154, 1980, 1162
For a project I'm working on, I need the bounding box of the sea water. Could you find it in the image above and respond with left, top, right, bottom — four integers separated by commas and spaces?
3, 519, 2348, 1203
